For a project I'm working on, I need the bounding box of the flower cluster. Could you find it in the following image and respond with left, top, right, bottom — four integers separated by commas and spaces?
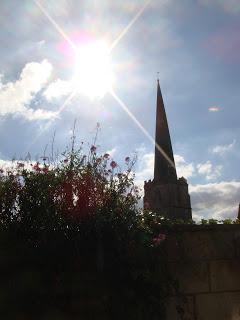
0, 145, 139, 227
153, 233, 166, 246
0, 143, 173, 320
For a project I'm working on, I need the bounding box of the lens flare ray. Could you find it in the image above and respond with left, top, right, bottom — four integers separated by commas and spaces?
110, 89, 175, 169
109, 0, 152, 52
55, 90, 77, 115
32, 0, 172, 164
34, 0, 76, 51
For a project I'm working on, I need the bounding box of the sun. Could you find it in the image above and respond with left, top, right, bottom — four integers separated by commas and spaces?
72, 40, 114, 99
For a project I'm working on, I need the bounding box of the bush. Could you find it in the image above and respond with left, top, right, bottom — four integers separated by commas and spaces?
0, 145, 169, 319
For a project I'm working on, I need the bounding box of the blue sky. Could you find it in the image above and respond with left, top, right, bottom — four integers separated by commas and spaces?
0, 0, 239, 220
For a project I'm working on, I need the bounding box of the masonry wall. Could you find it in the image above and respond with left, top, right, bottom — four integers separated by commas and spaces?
1, 225, 240, 319
166, 225, 240, 320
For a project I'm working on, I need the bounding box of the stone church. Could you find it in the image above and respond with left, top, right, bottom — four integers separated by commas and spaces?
144, 79, 192, 220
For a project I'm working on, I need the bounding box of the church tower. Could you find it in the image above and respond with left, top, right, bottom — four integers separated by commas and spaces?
144, 79, 192, 220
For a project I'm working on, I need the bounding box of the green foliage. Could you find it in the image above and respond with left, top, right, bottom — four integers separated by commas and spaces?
1, 142, 236, 318
0, 145, 170, 319
201, 218, 240, 225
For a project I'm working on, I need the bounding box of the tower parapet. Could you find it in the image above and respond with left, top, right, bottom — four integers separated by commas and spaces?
144, 178, 192, 220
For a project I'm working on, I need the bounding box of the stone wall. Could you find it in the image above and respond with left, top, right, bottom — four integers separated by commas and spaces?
166, 225, 240, 320
1, 225, 240, 319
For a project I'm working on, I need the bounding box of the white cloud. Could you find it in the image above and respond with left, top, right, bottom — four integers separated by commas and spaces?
135, 152, 154, 184
190, 181, 240, 220
37, 40, 45, 47
0, 60, 56, 120
135, 151, 224, 184
24, 108, 58, 121
105, 147, 117, 157
0, 74, 3, 90
44, 79, 72, 101
130, 150, 239, 221
0, 159, 33, 172
175, 154, 195, 179
133, 152, 154, 200
208, 106, 220, 112
135, 152, 194, 185
0, 159, 15, 171
197, 161, 222, 180
212, 140, 236, 156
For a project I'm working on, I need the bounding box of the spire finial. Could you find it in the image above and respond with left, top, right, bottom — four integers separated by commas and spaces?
157, 72, 160, 82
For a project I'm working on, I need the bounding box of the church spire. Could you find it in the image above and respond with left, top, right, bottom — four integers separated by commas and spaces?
144, 78, 192, 220
154, 79, 177, 182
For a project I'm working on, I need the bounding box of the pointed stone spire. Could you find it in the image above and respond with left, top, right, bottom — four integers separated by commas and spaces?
144, 79, 192, 220
154, 79, 177, 182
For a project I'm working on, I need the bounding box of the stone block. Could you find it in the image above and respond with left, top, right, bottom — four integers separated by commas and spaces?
210, 259, 240, 292
196, 292, 240, 320
166, 295, 195, 320
179, 230, 235, 261
169, 262, 209, 294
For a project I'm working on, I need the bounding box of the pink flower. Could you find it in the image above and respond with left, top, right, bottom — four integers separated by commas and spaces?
103, 153, 110, 159
42, 166, 49, 173
17, 162, 25, 168
96, 157, 102, 164
33, 162, 41, 172
90, 145, 97, 153
110, 161, 117, 169
153, 233, 166, 246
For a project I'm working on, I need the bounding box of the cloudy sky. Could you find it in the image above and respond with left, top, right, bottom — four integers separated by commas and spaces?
0, 0, 239, 220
